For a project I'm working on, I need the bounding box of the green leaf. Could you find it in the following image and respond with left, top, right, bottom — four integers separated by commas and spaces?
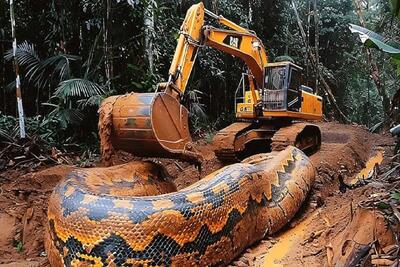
4, 42, 40, 67
349, 24, 400, 55
391, 0, 400, 19
13, 240, 23, 253
46, 107, 84, 129
376, 201, 391, 210
393, 58, 400, 76
77, 95, 103, 108
391, 191, 400, 202
54, 79, 105, 99
349, 24, 400, 76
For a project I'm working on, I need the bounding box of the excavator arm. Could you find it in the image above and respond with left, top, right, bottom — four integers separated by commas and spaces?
167, 2, 268, 96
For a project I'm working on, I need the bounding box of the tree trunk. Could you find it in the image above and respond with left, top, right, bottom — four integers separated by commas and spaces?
144, 1, 155, 74
212, 0, 219, 13
9, 0, 26, 138
353, 0, 391, 121
1, 35, 6, 113
306, 0, 311, 83
103, 0, 113, 91
248, 1, 253, 26
313, 0, 320, 94
291, 0, 350, 123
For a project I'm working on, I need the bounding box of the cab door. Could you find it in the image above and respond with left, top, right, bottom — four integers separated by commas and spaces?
287, 67, 301, 112
263, 65, 288, 111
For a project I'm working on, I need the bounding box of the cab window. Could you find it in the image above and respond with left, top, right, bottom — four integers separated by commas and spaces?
289, 68, 300, 90
265, 67, 286, 90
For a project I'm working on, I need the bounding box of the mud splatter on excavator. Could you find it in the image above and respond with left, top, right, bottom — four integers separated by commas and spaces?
98, 3, 322, 165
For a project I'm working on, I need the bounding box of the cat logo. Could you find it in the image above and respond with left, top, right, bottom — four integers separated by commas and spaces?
223, 35, 242, 49
239, 105, 252, 113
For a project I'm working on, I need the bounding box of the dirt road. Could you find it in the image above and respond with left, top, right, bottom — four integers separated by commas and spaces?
0, 122, 395, 266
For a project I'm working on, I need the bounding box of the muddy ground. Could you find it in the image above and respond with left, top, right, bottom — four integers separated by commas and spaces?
0, 122, 396, 266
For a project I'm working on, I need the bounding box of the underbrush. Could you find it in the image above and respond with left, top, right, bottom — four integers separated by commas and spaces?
190, 112, 236, 143
0, 113, 100, 169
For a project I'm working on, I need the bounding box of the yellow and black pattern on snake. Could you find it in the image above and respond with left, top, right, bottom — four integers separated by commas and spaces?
45, 146, 315, 267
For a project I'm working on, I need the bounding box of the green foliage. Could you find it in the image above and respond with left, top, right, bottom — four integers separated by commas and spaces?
13, 240, 23, 253
4, 45, 80, 89
4, 40, 106, 134
349, 24, 400, 55
391, 0, 400, 18
0, 112, 101, 165
54, 79, 104, 99
391, 191, 400, 201
0, 114, 19, 142
376, 201, 391, 209
396, 59, 400, 76
3, 42, 40, 70
349, 23, 400, 75
0, 112, 67, 148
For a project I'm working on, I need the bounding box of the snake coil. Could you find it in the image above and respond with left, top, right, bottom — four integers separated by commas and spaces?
45, 146, 315, 266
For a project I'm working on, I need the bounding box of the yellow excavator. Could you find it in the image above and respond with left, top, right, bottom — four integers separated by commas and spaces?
100, 2, 322, 163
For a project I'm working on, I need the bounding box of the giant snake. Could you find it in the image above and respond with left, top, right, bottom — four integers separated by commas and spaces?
45, 146, 315, 266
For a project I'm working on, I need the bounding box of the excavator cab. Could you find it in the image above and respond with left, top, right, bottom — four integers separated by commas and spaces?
263, 62, 303, 112
262, 61, 322, 120
235, 61, 322, 120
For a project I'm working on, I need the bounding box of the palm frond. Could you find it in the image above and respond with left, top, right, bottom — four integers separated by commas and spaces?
54, 79, 105, 99
77, 95, 104, 108
4, 41, 40, 67
54, 56, 71, 81
31, 54, 80, 89
5, 80, 16, 93
4, 42, 42, 82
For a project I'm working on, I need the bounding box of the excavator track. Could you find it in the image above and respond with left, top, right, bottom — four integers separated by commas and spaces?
271, 122, 321, 154
213, 122, 321, 163
213, 122, 254, 162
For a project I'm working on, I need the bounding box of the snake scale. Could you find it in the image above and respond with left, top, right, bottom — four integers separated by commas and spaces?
45, 146, 315, 266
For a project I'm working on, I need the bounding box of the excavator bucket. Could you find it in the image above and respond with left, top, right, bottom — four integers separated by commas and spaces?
100, 92, 202, 163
